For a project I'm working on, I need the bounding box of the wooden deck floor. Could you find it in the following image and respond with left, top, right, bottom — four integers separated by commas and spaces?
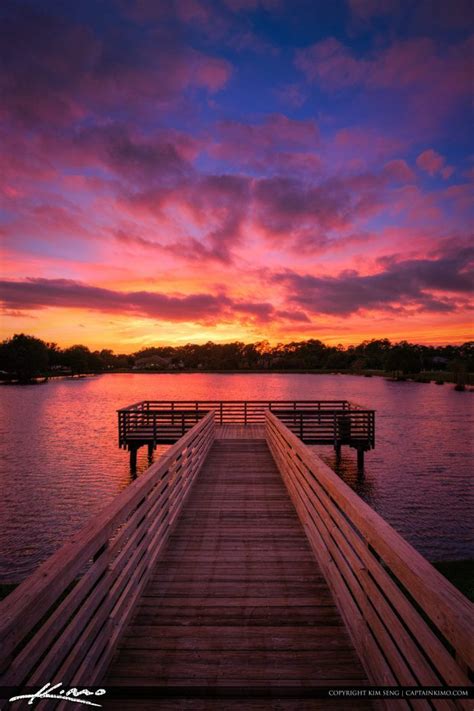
105, 436, 371, 708
214, 424, 265, 438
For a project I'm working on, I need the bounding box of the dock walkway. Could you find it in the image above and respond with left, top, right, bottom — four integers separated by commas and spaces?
106, 435, 368, 698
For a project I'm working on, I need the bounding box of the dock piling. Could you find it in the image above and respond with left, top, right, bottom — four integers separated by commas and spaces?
129, 445, 138, 471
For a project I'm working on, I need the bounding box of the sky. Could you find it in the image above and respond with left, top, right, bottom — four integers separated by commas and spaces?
0, 0, 473, 351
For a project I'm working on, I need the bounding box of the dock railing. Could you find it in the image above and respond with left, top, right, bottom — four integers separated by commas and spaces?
270, 408, 375, 447
265, 411, 473, 704
0, 411, 215, 690
118, 400, 373, 448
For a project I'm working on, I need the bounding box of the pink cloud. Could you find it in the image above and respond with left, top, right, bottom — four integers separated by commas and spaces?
0, 4, 232, 128
441, 165, 455, 179
348, 0, 399, 23
223, 0, 282, 10
348, 0, 473, 31
416, 149, 454, 178
296, 38, 366, 88
274, 83, 307, 108
213, 114, 319, 152
272, 239, 473, 317
296, 36, 471, 93
330, 127, 407, 168
384, 159, 416, 183
192, 52, 232, 91
207, 114, 319, 173
295, 36, 472, 131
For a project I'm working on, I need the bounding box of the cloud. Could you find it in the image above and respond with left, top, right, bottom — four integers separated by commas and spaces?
272, 242, 474, 316
0, 277, 306, 325
348, 0, 474, 31
347, 0, 400, 23
75, 124, 196, 186
207, 114, 320, 173
0, 3, 232, 127
295, 35, 472, 131
416, 149, 454, 179
252, 171, 386, 249
383, 159, 416, 183
274, 83, 307, 108
125, 172, 251, 263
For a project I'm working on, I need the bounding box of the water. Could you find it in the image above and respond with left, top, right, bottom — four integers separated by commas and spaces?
0, 373, 472, 582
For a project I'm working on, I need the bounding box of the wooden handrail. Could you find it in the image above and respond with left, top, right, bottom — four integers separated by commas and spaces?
0, 411, 215, 686
265, 411, 473, 704
118, 399, 358, 411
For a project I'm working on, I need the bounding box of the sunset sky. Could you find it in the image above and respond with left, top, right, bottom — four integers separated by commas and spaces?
1, 0, 473, 351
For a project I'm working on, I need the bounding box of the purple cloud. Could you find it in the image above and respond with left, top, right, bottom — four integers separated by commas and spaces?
0, 277, 307, 325
273, 243, 474, 316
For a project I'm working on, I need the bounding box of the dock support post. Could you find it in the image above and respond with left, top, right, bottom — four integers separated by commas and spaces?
130, 445, 138, 472
335, 442, 341, 461
357, 447, 364, 472
147, 442, 154, 460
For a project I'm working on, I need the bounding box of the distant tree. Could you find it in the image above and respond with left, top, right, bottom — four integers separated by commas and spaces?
384, 341, 421, 376
0, 333, 49, 383
46, 342, 63, 368
63, 345, 91, 375
99, 349, 116, 369
451, 358, 468, 389
351, 357, 367, 374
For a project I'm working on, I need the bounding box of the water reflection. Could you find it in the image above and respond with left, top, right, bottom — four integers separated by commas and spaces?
314, 446, 377, 502
0, 373, 472, 582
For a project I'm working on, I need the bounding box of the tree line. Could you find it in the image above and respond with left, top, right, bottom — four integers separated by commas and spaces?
1, 333, 473, 384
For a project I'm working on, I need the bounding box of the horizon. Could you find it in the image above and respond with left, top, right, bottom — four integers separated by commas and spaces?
1, 0, 473, 350
2, 330, 473, 356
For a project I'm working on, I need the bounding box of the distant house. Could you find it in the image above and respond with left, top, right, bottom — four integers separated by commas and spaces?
133, 355, 172, 369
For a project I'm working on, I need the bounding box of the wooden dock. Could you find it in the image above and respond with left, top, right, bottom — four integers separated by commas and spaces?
0, 409, 472, 709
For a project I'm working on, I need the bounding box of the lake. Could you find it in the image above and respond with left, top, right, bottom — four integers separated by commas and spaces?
0, 373, 472, 583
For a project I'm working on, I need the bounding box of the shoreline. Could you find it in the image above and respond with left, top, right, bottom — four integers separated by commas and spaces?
1, 369, 472, 386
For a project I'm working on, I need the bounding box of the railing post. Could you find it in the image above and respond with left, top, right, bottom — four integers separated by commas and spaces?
220, 402, 223, 425
244, 401, 247, 425
300, 412, 303, 440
